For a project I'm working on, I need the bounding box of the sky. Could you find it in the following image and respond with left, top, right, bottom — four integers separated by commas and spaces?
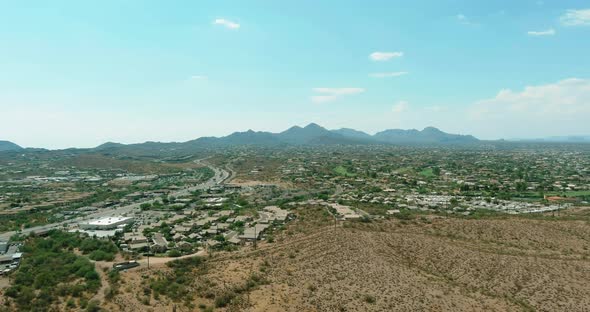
1, 0, 589, 149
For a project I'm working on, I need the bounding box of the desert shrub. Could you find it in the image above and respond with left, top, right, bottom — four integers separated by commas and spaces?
364, 294, 376, 304
214, 291, 237, 308
150, 256, 206, 301
393, 211, 415, 220
89, 250, 115, 261
86, 300, 101, 312
6, 231, 103, 311
168, 249, 182, 257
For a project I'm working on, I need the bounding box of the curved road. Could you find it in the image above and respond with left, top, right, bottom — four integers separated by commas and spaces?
0, 161, 231, 241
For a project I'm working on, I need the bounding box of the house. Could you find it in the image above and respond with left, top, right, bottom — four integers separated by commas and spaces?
173, 233, 186, 241
188, 233, 202, 241
124, 232, 148, 243
151, 233, 169, 252
225, 231, 242, 245
263, 206, 290, 223
129, 241, 150, 251
173, 225, 191, 234
239, 224, 269, 242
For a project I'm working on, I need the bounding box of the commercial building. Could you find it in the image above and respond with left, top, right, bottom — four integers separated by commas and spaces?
80, 216, 134, 230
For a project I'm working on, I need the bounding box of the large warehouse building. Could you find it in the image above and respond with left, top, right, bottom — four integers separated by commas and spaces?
80, 216, 134, 230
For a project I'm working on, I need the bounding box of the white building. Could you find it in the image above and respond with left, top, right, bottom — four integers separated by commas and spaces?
80, 216, 134, 230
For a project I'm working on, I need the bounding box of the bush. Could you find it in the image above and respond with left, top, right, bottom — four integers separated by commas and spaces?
150, 256, 205, 301
392, 211, 415, 220
168, 250, 182, 257
5, 231, 107, 311
89, 250, 115, 261
214, 291, 236, 308
86, 300, 101, 312
364, 294, 376, 304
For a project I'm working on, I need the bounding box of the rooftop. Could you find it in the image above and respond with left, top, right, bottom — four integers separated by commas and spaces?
84, 216, 133, 226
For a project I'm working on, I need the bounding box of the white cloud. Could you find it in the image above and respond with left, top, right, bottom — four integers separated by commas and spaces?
369, 72, 408, 78
425, 105, 446, 112
560, 9, 590, 26
456, 13, 472, 25
369, 52, 403, 61
313, 88, 365, 95
392, 101, 409, 113
311, 88, 365, 103
190, 75, 208, 80
456, 13, 480, 26
527, 28, 556, 36
468, 78, 590, 138
213, 18, 240, 29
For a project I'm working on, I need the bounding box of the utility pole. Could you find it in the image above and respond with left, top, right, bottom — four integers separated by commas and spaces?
254, 227, 257, 250
143, 252, 153, 269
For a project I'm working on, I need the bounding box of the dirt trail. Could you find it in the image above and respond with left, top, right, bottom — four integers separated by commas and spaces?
136, 249, 207, 267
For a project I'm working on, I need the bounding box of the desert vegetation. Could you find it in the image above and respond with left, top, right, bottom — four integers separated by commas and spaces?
1, 230, 119, 311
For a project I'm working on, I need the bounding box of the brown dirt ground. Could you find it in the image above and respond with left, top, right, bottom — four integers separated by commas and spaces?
101, 207, 590, 311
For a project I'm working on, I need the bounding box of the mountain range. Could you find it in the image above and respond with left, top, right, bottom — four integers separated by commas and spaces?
0, 140, 22, 152
93, 123, 479, 152
4, 124, 590, 154
1, 124, 481, 153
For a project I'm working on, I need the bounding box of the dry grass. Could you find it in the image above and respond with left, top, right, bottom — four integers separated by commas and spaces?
104, 207, 590, 312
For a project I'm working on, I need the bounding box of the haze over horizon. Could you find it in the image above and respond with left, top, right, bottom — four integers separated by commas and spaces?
1, 0, 590, 149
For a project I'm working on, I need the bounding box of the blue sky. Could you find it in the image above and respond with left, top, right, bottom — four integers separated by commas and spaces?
1, 0, 589, 148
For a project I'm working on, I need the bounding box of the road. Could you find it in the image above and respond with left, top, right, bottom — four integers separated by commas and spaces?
0, 160, 231, 242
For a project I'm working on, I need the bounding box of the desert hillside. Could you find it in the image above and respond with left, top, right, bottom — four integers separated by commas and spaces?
100, 207, 590, 312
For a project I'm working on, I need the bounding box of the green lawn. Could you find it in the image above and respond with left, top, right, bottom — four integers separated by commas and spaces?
396, 167, 414, 174
334, 166, 356, 177
419, 168, 434, 178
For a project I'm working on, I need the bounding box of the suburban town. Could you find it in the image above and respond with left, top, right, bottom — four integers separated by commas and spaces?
1, 1, 590, 311
1, 142, 590, 311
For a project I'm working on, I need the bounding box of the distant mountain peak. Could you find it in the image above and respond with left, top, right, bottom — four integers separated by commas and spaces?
83, 123, 481, 154
283, 125, 303, 132
0, 140, 23, 152
373, 126, 478, 144
331, 128, 372, 139
422, 126, 442, 132
304, 122, 324, 129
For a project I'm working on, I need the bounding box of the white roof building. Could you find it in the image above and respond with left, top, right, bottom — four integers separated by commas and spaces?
80, 216, 134, 230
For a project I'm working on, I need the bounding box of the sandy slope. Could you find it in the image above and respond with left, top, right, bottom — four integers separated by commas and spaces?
102, 209, 590, 312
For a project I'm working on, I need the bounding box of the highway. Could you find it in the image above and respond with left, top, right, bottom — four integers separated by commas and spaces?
0, 161, 231, 242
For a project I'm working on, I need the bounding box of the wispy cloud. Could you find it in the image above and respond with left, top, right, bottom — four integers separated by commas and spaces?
470, 78, 590, 119
369, 52, 403, 61
456, 13, 474, 25
456, 14, 470, 24
311, 88, 365, 104
425, 105, 446, 112
392, 101, 409, 113
527, 28, 556, 36
560, 9, 590, 26
213, 18, 240, 29
467, 78, 590, 138
190, 75, 208, 80
369, 72, 408, 78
